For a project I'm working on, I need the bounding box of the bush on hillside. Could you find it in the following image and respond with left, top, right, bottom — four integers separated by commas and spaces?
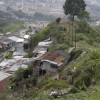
9, 64, 33, 88
29, 28, 48, 49
49, 44, 69, 52
69, 48, 83, 61
69, 86, 79, 94
76, 21, 91, 34
29, 21, 72, 50
24, 52, 34, 58
6, 52, 12, 59
56, 17, 61, 24
76, 33, 88, 42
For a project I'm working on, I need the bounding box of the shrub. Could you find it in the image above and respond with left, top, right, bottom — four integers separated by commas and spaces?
36, 93, 54, 100
69, 86, 79, 94
76, 33, 88, 42
9, 64, 33, 88
56, 17, 61, 24
24, 52, 34, 58
6, 52, 12, 59
76, 21, 91, 34
69, 48, 82, 61
45, 78, 68, 90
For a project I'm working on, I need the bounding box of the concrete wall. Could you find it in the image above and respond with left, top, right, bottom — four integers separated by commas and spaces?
63, 59, 68, 65
42, 62, 57, 73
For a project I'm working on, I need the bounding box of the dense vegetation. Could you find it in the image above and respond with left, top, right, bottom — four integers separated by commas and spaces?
0, 19, 100, 100
29, 19, 100, 51
1, 0, 100, 99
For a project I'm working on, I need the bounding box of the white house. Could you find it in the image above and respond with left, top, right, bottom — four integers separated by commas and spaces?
33, 38, 53, 57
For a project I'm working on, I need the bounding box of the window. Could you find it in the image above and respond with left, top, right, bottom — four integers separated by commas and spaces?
51, 64, 58, 69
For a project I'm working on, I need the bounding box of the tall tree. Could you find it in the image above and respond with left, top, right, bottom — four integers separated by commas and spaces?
63, 0, 86, 21
63, 0, 86, 47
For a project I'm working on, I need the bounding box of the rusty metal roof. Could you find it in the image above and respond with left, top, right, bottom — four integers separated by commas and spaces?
37, 53, 67, 65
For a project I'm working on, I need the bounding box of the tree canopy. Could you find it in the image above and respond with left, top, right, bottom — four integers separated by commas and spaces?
78, 11, 90, 21
63, 0, 86, 20
56, 17, 61, 24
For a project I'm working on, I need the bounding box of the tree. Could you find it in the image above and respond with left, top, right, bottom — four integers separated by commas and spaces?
63, 0, 86, 47
76, 21, 91, 34
56, 17, 61, 24
63, 0, 86, 21
78, 11, 90, 21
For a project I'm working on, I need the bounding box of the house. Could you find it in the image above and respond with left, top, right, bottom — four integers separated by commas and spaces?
33, 38, 53, 57
34, 50, 70, 75
0, 59, 16, 71
38, 41, 52, 48
33, 46, 48, 57
0, 38, 16, 52
0, 71, 11, 93
0, 58, 30, 73
8, 36, 24, 43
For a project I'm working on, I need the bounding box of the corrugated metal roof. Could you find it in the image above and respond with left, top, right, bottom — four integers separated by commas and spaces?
8, 36, 24, 43
38, 41, 52, 46
33, 46, 47, 54
37, 53, 67, 66
0, 38, 15, 44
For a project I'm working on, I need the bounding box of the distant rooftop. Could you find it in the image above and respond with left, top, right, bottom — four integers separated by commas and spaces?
0, 38, 15, 44
0, 71, 11, 81
33, 46, 47, 54
8, 36, 24, 43
38, 41, 52, 47
7, 64, 28, 73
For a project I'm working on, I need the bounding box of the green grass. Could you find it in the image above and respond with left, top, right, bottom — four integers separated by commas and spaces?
0, 22, 23, 34
6, 52, 12, 59
86, 91, 100, 100
3, 23, 23, 34
45, 78, 68, 90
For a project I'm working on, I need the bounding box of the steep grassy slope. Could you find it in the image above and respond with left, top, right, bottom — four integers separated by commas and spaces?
1, 20, 100, 100
29, 20, 100, 51
29, 21, 73, 51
